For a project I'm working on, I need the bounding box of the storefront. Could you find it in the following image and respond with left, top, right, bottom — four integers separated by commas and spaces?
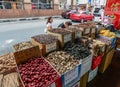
0, 0, 23, 9
31, 0, 53, 9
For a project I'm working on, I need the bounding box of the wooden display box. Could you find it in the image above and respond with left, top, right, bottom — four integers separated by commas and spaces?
65, 28, 82, 41
99, 48, 115, 73
80, 72, 89, 87
16, 58, 62, 87
31, 38, 59, 56
78, 25, 91, 35
14, 45, 41, 65
47, 31, 72, 47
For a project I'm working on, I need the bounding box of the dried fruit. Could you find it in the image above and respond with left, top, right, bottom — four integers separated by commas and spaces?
0, 53, 16, 74
31, 34, 57, 44
47, 51, 79, 74
48, 28, 71, 35
13, 41, 34, 51
18, 57, 60, 87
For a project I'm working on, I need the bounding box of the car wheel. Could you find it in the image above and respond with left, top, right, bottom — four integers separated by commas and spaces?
80, 18, 84, 23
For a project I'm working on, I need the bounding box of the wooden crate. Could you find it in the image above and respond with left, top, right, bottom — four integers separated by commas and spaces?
14, 45, 41, 65
79, 25, 91, 35
47, 31, 72, 47
16, 58, 62, 87
99, 48, 115, 73
66, 28, 82, 41
31, 38, 59, 56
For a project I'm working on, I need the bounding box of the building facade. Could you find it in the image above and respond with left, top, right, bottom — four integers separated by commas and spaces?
0, 0, 76, 18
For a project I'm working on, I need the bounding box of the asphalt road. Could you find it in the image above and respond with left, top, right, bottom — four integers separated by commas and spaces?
0, 18, 79, 55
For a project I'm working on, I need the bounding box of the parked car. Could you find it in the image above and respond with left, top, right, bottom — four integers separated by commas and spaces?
61, 10, 77, 19
70, 11, 94, 23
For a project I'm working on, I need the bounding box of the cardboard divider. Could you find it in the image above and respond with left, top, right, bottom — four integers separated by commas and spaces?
14, 45, 41, 65
99, 48, 115, 73
47, 31, 72, 48
31, 38, 59, 56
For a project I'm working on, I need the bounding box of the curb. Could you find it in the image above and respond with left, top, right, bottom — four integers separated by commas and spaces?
0, 16, 61, 23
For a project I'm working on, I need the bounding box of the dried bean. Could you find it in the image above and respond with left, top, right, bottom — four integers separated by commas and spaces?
13, 41, 34, 51
47, 51, 79, 74
0, 53, 16, 74
48, 28, 71, 35
31, 34, 57, 44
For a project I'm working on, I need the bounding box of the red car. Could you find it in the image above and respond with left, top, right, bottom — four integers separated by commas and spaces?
70, 11, 94, 23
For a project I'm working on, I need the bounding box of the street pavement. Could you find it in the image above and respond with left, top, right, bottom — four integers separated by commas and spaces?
0, 18, 79, 55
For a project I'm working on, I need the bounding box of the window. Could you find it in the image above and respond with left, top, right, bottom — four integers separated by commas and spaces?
31, 0, 53, 9
0, 0, 23, 9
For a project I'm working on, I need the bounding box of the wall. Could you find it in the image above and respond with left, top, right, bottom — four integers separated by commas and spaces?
0, 9, 64, 19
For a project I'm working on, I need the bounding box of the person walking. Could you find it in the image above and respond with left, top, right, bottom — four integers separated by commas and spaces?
45, 17, 53, 33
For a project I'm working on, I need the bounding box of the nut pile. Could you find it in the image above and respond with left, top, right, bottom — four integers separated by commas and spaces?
1, 72, 20, 87
47, 51, 79, 74
31, 34, 57, 44
18, 57, 60, 87
48, 28, 71, 35
0, 53, 16, 74
13, 41, 34, 51
63, 42, 91, 60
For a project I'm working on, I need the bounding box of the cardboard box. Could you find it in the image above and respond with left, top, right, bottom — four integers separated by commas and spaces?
14, 45, 41, 65
66, 28, 82, 41
61, 63, 81, 87
47, 30, 72, 47
80, 72, 89, 87
16, 58, 62, 87
88, 67, 98, 82
31, 38, 58, 55
99, 48, 115, 73
80, 54, 93, 77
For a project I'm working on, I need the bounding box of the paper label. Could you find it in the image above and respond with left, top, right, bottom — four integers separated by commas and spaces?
64, 34, 71, 43
92, 28, 96, 33
46, 42, 56, 53
75, 31, 82, 38
64, 66, 78, 85
102, 46, 105, 53
81, 55, 93, 77
85, 28, 90, 34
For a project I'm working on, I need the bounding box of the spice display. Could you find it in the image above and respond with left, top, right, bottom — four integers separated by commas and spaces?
0, 53, 16, 74
75, 37, 105, 56
63, 42, 91, 60
31, 34, 57, 44
2, 72, 20, 87
18, 57, 60, 87
47, 51, 79, 74
13, 41, 34, 51
48, 28, 71, 35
